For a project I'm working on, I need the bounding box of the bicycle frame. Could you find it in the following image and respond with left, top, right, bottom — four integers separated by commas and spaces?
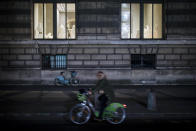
81, 98, 125, 119
71, 90, 127, 124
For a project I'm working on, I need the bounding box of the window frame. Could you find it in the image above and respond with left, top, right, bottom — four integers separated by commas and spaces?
33, 1, 76, 40
120, 1, 165, 40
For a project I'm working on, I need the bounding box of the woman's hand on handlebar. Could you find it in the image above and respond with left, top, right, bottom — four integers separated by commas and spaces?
87, 90, 92, 95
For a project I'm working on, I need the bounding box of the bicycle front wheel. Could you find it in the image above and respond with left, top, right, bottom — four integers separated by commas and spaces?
69, 104, 91, 125
106, 107, 126, 124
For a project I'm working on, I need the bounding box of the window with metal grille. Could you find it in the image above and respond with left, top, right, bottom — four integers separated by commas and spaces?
131, 54, 156, 68
42, 54, 67, 69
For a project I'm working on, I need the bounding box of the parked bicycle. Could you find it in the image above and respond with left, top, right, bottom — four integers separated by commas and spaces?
69, 88, 127, 125
54, 71, 80, 87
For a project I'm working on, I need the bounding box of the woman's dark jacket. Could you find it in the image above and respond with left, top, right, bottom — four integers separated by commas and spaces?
93, 78, 114, 102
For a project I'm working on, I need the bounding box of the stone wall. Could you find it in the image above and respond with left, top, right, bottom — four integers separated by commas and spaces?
1, 0, 196, 40
0, 41, 196, 85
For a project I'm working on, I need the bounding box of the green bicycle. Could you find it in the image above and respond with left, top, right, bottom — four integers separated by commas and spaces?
69, 89, 127, 125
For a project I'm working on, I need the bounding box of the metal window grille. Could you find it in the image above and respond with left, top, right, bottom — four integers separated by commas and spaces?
42, 54, 67, 69
131, 54, 156, 68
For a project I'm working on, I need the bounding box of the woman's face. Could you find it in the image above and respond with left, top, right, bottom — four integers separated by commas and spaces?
96, 73, 104, 80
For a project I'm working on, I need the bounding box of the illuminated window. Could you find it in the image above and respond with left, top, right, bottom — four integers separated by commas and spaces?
143, 4, 152, 39
131, 4, 140, 39
153, 4, 162, 39
44, 3, 53, 39
34, 3, 76, 39
121, 3, 130, 39
121, 3, 162, 39
144, 4, 162, 39
57, 3, 76, 39
121, 3, 140, 39
34, 3, 43, 39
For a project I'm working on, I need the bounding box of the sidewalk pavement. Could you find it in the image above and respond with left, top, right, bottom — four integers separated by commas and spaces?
0, 85, 196, 120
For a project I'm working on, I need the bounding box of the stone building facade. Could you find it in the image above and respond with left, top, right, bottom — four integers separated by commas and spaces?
0, 0, 196, 85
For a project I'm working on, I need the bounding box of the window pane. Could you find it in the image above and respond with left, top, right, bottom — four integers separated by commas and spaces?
131, 4, 140, 39
50, 56, 55, 69
131, 54, 141, 68
44, 3, 53, 39
121, 3, 130, 39
34, 3, 43, 39
144, 4, 152, 39
56, 55, 66, 69
153, 4, 162, 39
143, 54, 155, 68
67, 4, 76, 39
57, 3, 66, 39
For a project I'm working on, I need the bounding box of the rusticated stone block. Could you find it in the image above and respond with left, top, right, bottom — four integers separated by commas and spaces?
123, 55, 130, 60
9, 61, 24, 66
158, 48, 172, 54
67, 55, 75, 60
92, 55, 106, 60
173, 48, 188, 54
3, 55, 16, 60
10, 48, 24, 54
129, 48, 140, 54
69, 48, 83, 54
165, 55, 180, 60
25, 61, 40, 66
84, 61, 99, 66
0, 61, 8, 66
107, 55, 122, 60
76, 55, 90, 60
189, 48, 196, 54
157, 55, 165, 60
100, 48, 114, 54
181, 55, 196, 60
115, 61, 130, 65
25, 48, 37, 54
100, 61, 114, 65
68, 61, 83, 66
33, 55, 40, 60
115, 48, 129, 54
0, 49, 9, 54
84, 48, 98, 54
17, 55, 32, 60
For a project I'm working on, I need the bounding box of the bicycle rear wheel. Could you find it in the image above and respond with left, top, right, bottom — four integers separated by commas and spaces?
106, 107, 126, 124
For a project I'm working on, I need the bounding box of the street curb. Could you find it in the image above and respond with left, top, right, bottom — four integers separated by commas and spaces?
1, 113, 196, 120
1, 83, 196, 86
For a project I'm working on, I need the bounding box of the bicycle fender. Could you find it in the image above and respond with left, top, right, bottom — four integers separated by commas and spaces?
105, 103, 124, 112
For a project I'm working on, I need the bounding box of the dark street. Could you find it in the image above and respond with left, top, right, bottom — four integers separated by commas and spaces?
1, 119, 196, 131
1, 0, 196, 130
0, 85, 196, 130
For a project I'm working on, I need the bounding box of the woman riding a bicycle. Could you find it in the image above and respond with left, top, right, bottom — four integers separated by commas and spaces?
93, 71, 115, 119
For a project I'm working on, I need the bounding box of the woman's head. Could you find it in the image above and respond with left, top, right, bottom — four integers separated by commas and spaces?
60, 72, 64, 75
96, 71, 105, 80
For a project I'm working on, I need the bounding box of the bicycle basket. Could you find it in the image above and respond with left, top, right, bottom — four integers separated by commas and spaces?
77, 93, 87, 101
71, 71, 77, 78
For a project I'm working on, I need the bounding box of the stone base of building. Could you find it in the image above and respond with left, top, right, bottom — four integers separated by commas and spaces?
1, 41, 196, 85
0, 68, 196, 86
